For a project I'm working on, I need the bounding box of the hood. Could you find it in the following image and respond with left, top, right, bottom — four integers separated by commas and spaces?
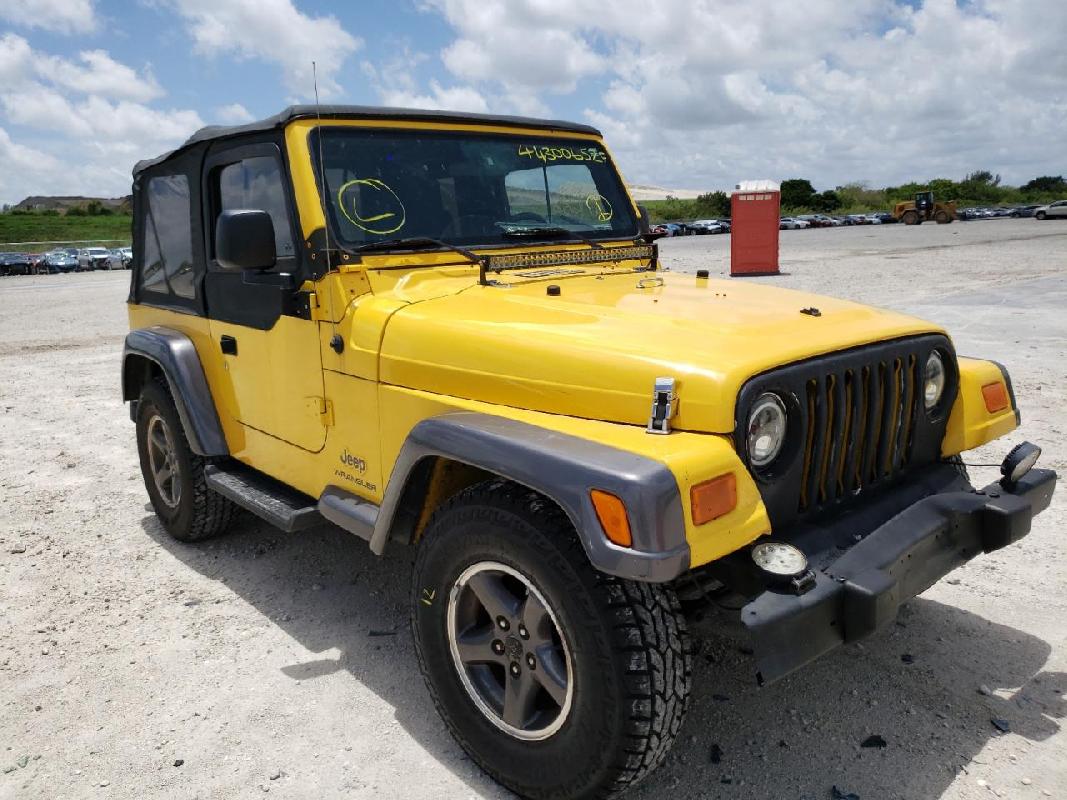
379, 270, 945, 433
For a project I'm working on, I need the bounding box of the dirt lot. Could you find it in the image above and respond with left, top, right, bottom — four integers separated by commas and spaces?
1, 219, 1065, 799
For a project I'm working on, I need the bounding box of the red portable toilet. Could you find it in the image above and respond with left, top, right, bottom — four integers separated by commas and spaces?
730, 180, 781, 276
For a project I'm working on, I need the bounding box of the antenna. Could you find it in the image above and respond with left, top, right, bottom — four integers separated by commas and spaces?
312, 61, 343, 354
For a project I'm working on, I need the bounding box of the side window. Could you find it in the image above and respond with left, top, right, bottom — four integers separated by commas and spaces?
140, 175, 195, 299
216, 156, 294, 258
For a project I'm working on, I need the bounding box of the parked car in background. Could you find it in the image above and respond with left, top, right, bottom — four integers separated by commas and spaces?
0, 252, 33, 276
862, 214, 883, 224
1010, 205, 1041, 218
871, 212, 896, 224
690, 219, 727, 234
41, 250, 79, 273
846, 214, 870, 225
108, 247, 133, 269
794, 215, 826, 228
1034, 201, 1067, 220
77, 247, 112, 270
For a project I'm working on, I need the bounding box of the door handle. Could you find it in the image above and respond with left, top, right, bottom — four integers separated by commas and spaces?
220, 335, 238, 355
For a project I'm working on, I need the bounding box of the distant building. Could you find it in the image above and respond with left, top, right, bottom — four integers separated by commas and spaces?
13, 196, 132, 213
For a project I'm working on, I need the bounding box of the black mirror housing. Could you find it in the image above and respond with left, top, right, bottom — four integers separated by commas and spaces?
216, 209, 276, 271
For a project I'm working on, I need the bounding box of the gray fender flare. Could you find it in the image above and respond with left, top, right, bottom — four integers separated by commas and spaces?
122, 327, 228, 457
371, 412, 690, 582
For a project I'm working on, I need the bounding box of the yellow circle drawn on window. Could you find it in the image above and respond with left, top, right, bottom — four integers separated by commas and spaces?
585, 193, 613, 223
337, 178, 407, 235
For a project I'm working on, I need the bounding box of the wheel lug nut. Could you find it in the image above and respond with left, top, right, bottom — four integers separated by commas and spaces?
518, 625, 529, 640
496, 617, 510, 631
526, 653, 536, 670
509, 662, 521, 677
491, 640, 504, 655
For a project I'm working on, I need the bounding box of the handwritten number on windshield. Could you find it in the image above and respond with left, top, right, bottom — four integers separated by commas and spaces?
518, 145, 607, 164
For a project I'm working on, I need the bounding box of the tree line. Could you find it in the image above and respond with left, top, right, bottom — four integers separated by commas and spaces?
645, 174, 1066, 221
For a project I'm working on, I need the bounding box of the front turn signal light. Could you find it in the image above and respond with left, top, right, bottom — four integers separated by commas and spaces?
590, 490, 632, 547
982, 381, 1009, 413
691, 473, 737, 525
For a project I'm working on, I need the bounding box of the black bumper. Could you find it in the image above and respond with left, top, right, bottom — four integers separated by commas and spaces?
743, 465, 1056, 685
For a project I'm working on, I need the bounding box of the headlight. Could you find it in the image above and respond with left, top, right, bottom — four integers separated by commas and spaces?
924, 352, 945, 410
747, 393, 787, 468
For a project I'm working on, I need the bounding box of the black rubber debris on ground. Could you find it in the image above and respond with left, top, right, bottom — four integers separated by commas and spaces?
173, 759, 184, 767
860, 735, 887, 749
709, 743, 722, 764
991, 718, 1011, 733
832, 786, 860, 800
712, 693, 730, 702
368, 629, 398, 637
901, 653, 915, 664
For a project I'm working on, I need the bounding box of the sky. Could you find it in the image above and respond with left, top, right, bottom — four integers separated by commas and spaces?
1, 0, 1065, 205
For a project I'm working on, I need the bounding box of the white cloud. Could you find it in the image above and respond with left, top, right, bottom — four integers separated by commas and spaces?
416, 0, 1067, 190
380, 80, 488, 113
39, 50, 164, 102
0, 35, 203, 204
0, 34, 162, 103
215, 103, 255, 123
0, 0, 96, 34
430, 0, 605, 93
166, 0, 361, 98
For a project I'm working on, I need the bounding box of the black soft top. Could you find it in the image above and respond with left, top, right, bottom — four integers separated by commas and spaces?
132, 105, 602, 176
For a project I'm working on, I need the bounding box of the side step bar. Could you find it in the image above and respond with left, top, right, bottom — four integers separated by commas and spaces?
318, 486, 379, 541
205, 463, 322, 533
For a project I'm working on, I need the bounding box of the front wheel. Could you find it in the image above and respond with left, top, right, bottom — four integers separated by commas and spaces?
412, 481, 691, 799
135, 378, 237, 542
901, 210, 920, 225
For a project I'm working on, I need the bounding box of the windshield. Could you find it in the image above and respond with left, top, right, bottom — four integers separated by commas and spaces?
311, 127, 638, 250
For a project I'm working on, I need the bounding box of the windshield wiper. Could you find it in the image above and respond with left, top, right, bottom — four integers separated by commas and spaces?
501, 226, 605, 249
352, 236, 482, 264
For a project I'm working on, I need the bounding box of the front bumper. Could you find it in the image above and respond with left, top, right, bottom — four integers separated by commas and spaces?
743, 463, 1056, 685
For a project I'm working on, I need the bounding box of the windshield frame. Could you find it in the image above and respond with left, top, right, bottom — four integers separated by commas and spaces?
307, 124, 640, 257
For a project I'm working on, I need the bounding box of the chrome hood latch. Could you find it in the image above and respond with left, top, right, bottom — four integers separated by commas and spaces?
647, 377, 677, 435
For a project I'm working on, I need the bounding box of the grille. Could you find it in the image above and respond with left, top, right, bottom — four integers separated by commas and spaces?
735, 335, 956, 528
798, 355, 920, 514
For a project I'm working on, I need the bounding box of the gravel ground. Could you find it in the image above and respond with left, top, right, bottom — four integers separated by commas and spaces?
1, 218, 1065, 800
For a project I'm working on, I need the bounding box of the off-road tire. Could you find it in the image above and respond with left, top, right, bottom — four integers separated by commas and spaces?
934, 210, 951, 224
136, 377, 237, 542
901, 210, 920, 225
411, 480, 691, 800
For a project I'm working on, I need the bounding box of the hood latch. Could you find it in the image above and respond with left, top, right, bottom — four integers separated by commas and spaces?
647, 377, 677, 435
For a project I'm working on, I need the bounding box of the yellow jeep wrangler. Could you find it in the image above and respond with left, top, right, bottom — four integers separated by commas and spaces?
123, 106, 1056, 799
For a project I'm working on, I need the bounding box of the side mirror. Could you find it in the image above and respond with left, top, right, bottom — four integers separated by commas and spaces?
216, 209, 276, 271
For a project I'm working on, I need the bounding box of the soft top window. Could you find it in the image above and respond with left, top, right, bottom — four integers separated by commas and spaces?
140, 174, 195, 300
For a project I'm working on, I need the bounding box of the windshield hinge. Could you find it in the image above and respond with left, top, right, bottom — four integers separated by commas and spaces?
647, 377, 677, 435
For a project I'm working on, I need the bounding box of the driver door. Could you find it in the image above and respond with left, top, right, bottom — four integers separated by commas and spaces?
201, 141, 327, 453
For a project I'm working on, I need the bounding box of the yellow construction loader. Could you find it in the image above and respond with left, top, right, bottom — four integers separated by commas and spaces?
893, 191, 956, 224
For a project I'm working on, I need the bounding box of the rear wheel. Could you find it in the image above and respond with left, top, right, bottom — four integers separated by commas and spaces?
901, 210, 920, 225
1036, 211, 1047, 220
412, 481, 691, 799
934, 210, 951, 224
136, 378, 237, 542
